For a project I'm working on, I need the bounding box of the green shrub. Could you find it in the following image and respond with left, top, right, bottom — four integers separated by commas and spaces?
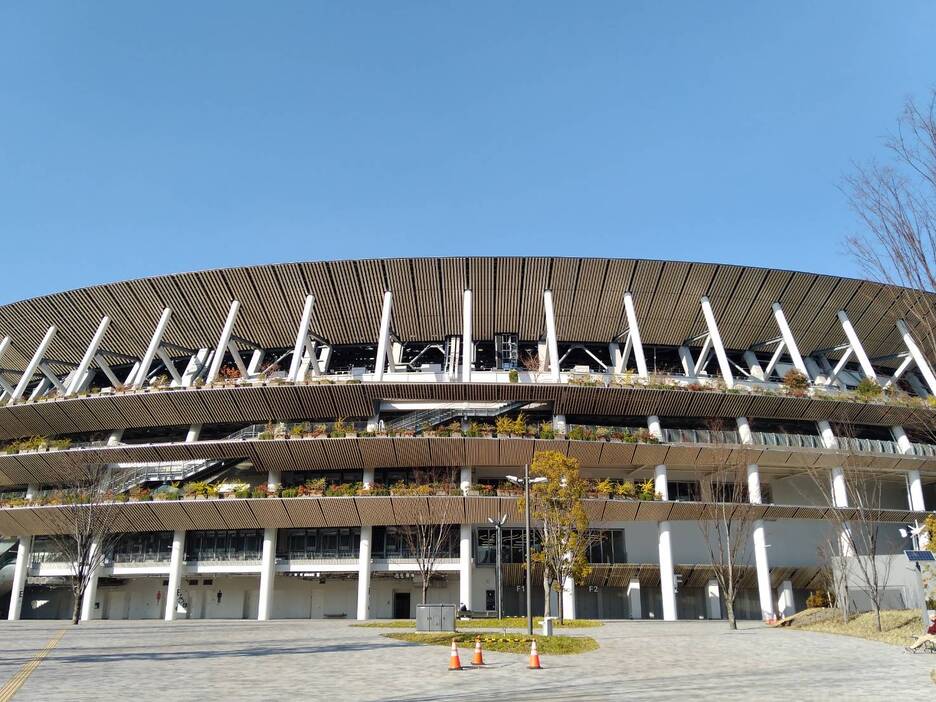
855, 377, 883, 402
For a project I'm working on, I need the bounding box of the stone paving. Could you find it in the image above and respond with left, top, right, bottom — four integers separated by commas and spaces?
0, 618, 933, 700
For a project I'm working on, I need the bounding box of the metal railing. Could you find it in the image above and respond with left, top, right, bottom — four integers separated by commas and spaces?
384, 401, 529, 433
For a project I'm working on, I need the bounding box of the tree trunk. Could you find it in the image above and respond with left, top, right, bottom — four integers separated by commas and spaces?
873, 602, 882, 632
543, 579, 551, 618
725, 598, 737, 631
71, 592, 82, 625
421, 577, 429, 605
557, 582, 564, 625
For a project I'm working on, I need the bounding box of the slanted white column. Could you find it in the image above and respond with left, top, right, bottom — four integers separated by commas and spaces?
66, 317, 110, 396
185, 424, 202, 443
462, 289, 473, 382
743, 350, 765, 381
459, 524, 473, 611
373, 291, 393, 381
288, 295, 316, 382
772, 303, 809, 378
627, 578, 642, 619
706, 579, 721, 620
837, 311, 876, 380
700, 297, 734, 388
7, 535, 31, 620
206, 301, 240, 384
897, 319, 936, 395
165, 530, 186, 621
257, 528, 277, 621
543, 289, 560, 382
905, 469, 928, 548
357, 526, 372, 620
267, 469, 282, 493
9, 326, 57, 403
80, 539, 101, 621
777, 580, 795, 618
133, 309, 172, 389
562, 577, 576, 620
623, 292, 649, 378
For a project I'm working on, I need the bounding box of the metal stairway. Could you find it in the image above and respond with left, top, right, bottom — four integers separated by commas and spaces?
383, 401, 531, 433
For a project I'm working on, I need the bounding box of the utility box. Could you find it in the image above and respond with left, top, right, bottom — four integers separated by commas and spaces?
416, 604, 457, 632
541, 616, 556, 637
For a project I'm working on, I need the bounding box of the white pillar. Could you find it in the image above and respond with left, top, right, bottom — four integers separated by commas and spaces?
706, 579, 721, 620
7, 536, 31, 620
627, 578, 642, 619
288, 294, 316, 382
66, 317, 111, 396
257, 528, 277, 621
658, 522, 677, 621
185, 424, 202, 443
744, 458, 774, 621
623, 292, 649, 378
837, 311, 876, 380
357, 526, 372, 620
206, 301, 240, 384
374, 291, 393, 381
460, 466, 472, 495
132, 308, 172, 389
9, 326, 57, 403
543, 289, 560, 382
897, 319, 936, 394
362, 468, 375, 490
462, 289, 472, 382
267, 469, 282, 492
700, 297, 734, 388
772, 303, 809, 378
165, 530, 186, 621
459, 524, 472, 611
562, 576, 576, 620
653, 464, 668, 500
777, 579, 795, 618
906, 469, 928, 548
80, 540, 101, 621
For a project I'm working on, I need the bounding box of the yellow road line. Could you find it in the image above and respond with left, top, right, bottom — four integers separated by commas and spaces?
0, 629, 66, 702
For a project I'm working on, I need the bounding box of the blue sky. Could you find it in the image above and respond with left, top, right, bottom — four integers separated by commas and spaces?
1, 2, 935, 304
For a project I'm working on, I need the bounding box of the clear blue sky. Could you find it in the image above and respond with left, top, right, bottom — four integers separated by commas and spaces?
1, 2, 935, 304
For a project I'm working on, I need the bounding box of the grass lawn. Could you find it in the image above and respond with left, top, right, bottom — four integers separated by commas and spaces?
383, 631, 600, 655
778, 608, 929, 647
353, 617, 602, 629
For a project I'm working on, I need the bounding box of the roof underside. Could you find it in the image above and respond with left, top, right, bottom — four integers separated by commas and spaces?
0, 257, 923, 371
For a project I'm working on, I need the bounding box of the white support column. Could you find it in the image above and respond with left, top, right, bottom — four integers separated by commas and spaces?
156, 348, 183, 386
837, 311, 876, 380
7, 536, 31, 620
706, 579, 721, 620
246, 348, 265, 378
80, 540, 101, 621
164, 530, 186, 621
206, 301, 240, 384
459, 524, 472, 611
267, 468, 282, 493
133, 309, 172, 389
357, 526, 372, 620
897, 319, 936, 394
623, 292, 648, 378
460, 466, 472, 495
777, 580, 795, 618
699, 297, 734, 388
743, 350, 765, 381
373, 291, 393, 381
562, 577, 576, 620
627, 578, 642, 619
543, 289, 560, 382
905, 469, 928, 548
772, 303, 809, 378
0, 337, 13, 399
362, 468, 375, 490
288, 295, 316, 382
66, 317, 110, 396
9, 326, 57, 403
257, 528, 277, 621
462, 289, 472, 382
658, 521, 676, 621
185, 424, 202, 443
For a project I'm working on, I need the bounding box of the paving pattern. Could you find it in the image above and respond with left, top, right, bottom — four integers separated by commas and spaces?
0, 618, 933, 701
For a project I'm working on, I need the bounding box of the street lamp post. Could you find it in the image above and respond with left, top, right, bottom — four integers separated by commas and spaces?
487, 514, 507, 620
507, 464, 547, 636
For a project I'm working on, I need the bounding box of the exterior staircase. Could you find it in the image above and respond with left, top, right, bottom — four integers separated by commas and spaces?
383, 401, 532, 433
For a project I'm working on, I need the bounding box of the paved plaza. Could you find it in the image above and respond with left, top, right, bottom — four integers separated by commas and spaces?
0, 619, 933, 700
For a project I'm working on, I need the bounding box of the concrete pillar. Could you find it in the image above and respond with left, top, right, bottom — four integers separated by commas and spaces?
552, 414, 567, 435
706, 579, 721, 620
374, 291, 393, 381
25, 484, 38, 500
106, 429, 124, 446
627, 578, 642, 619
7, 536, 31, 620
459, 524, 472, 610
460, 466, 472, 495
462, 289, 472, 382
268, 469, 282, 493
257, 528, 277, 621
654, 464, 668, 500
746, 462, 774, 621
362, 468, 375, 490
357, 526, 372, 620
562, 576, 576, 620
185, 424, 202, 443
80, 540, 101, 621
165, 530, 186, 621
658, 522, 677, 621
906, 469, 929, 548
543, 289, 560, 382
777, 579, 795, 618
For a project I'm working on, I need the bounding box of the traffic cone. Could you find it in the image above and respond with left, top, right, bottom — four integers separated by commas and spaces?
528, 639, 542, 670
472, 636, 485, 666
448, 638, 463, 671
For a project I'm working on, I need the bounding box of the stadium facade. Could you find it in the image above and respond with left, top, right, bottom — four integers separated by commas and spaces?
0, 256, 933, 623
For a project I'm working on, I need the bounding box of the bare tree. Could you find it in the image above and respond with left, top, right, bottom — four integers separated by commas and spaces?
805, 428, 894, 632
697, 464, 759, 630
520, 350, 542, 383
817, 535, 851, 624
44, 462, 125, 625
399, 468, 456, 605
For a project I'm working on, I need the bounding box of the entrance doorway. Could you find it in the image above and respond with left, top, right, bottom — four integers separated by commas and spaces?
393, 592, 411, 619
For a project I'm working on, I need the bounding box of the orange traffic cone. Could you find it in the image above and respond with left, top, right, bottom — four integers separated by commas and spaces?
448, 639, 463, 671
472, 636, 485, 666
528, 639, 542, 670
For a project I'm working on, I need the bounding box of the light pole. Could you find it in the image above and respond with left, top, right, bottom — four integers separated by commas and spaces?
487, 514, 507, 620
507, 464, 547, 635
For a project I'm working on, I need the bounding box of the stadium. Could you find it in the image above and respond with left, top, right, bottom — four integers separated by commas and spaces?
0, 256, 933, 623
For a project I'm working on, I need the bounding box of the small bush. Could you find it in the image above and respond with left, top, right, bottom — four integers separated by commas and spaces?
855, 377, 883, 402
782, 369, 810, 393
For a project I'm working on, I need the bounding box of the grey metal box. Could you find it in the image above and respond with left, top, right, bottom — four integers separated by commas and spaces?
416, 604, 456, 632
